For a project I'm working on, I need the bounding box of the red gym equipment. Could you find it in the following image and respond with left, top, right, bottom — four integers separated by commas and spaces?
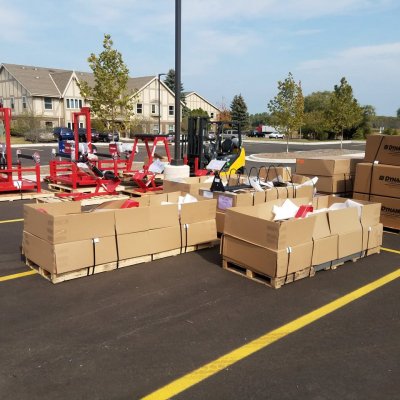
0, 107, 41, 193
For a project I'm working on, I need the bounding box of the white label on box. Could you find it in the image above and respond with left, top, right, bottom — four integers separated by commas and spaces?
202, 190, 213, 199
93, 238, 100, 244
218, 195, 234, 210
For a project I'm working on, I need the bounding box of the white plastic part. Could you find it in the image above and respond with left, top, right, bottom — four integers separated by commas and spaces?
163, 164, 190, 180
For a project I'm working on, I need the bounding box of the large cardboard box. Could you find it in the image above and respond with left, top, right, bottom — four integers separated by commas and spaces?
23, 231, 117, 274
149, 226, 182, 253
364, 134, 400, 166
163, 176, 214, 195
222, 235, 313, 277
257, 166, 292, 182
117, 231, 150, 260
312, 235, 339, 266
353, 193, 400, 229
24, 202, 116, 244
182, 219, 217, 247
296, 158, 353, 176
224, 198, 316, 250
354, 163, 400, 198
299, 174, 353, 194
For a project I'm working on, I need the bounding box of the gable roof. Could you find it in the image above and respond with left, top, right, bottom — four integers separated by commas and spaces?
184, 91, 220, 112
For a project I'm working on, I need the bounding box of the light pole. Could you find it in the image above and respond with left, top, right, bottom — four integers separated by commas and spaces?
158, 73, 166, 134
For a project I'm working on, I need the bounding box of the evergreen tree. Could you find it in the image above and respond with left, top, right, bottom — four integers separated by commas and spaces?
163, 69, 186, 104
230, 94, 249, 130
78, 34, 134, 132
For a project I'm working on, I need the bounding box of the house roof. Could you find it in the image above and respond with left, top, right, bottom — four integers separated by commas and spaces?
184, 91, 220, 112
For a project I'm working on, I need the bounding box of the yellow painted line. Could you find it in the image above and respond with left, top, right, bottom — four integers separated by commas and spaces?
142, 268, 400, 400
0, 270, 37, 282
381, 247, 400, 255
0, 218, 24, 224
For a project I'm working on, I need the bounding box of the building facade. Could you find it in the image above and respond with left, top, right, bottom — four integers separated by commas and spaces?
0, 63, 220, 134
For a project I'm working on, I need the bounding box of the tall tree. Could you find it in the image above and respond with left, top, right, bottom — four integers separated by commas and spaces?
163, 69, 186, 104
268, 72, 304, 152
230, 94, 249, 130
78, 34, 134, 132
303, 91, 333, 139
327, 77, 363, 149
397, 108, 400, 118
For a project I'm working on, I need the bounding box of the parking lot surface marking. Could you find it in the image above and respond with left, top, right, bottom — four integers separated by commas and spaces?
141, 268, 400, 400
0, 218, 24, 224
0, 270, 36, 282
381, 247, 400, 255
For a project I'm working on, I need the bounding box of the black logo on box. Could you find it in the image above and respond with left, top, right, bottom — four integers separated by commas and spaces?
384, 145, 388, 150
379, 175, 384, 181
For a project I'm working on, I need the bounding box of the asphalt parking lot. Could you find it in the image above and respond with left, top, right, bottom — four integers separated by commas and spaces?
1, 140, 399, 399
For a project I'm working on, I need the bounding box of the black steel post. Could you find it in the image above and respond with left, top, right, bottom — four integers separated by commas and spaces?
172, 0, 183, 165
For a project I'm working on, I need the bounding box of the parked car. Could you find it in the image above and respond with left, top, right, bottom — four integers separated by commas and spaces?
53, 127, 74, 141
78, 128, 100, 142
98, 132, 120, 142
269, 132, 285, 139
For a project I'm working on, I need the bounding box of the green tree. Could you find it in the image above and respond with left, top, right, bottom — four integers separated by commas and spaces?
78, 34, 134, 133
327, 77, 363, 148
397, 108, 400, 118
248, 112, 270, 128
187, 108, 209, 118
230, 94, 249, 130
163, 69, 186, 104
268, 72, 304, 152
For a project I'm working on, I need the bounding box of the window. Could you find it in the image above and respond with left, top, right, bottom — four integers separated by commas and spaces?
0, 97, 3, 107
67, 122, 72, 129
45, 121, 53, 128
78, 99, 83, 109
44, 97, 52, 110
22, 96, 27, 109
151, 104, 157, 115
210, 112, 214, 118
10, 97, 15, 109
168, 124, 174, 132
79, 122, 84, 128
66, 99, 70, 108
152, 124, 159, 133
168, 105, 174, 116
136, 103, 143, 114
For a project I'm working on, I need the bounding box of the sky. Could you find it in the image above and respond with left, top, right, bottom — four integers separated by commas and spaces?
2, 0, 400, 116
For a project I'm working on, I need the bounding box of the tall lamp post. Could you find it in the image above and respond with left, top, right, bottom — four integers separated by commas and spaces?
158, 73, 166, 134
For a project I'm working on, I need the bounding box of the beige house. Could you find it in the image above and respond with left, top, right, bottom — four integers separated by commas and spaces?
184, 91, 220, 122
0, 63, 218, 134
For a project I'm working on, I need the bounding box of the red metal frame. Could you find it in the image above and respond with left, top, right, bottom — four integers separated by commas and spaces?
125, 135, 172, 192
0, 107, 41, 193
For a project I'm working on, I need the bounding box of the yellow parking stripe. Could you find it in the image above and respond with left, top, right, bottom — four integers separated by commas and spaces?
0, 218, 24, 224
141, 268, 400, 400
381, 247, 400, 255
0, 270, 36, 282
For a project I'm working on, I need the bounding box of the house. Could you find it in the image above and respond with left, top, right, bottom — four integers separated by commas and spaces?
0, 63, 220, 134
184, 91, 220, 121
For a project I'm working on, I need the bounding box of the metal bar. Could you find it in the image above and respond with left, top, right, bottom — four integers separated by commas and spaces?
172, 0, 183, 165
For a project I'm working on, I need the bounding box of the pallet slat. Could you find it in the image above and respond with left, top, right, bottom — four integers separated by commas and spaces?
0, 190, 54, 202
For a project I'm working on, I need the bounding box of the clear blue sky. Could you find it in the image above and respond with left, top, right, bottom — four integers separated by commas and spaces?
2, 0, 400, 116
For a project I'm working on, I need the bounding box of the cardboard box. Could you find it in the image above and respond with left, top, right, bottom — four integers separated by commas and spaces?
296, 158, 353, 176
354, 163, 400, 198
364, 134, 400, 166
353, 193, 400, 229
362, 223, 383, 251
224, 198, 316, 250
23, 202, 116, 245
216, 211, 225, 233
312, 235, 339, 266
222, 235, 313, 277
182, 219, 217, 247
163, 176, 214, 195
257, 166, 292, 182
298, 174, 353, 194
148, 226, 182, 253
23, 231, 117, 274
117, 231, 150, 260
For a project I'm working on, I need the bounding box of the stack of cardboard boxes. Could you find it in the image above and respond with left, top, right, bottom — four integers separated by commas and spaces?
221, 196, 382, 288
198, 167, 314, 233
353, 135, 400, 230
22, 192, 217, 282
295, 157, 360, 196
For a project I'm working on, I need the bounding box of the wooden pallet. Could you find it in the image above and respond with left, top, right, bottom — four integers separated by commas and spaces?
36, 194, 129, 206
330, 253, 363, 270
47, 183, 125, 193
0, 189, 54, 202
25, 257, 118, 284
222, 257, 315, 289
